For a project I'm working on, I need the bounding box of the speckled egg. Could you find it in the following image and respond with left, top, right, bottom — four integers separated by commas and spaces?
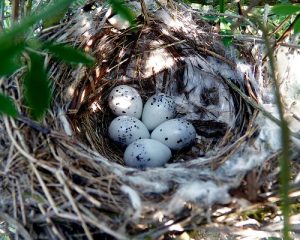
124, 139, 172, 169
142, 93, 176, 131
108, 85, 143, 119
151, 119, 196, 150
108, 116, 150, 146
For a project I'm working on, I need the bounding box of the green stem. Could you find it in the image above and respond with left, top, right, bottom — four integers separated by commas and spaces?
219, 0, 225, 13
259, 22, 291, 240
25, 0, 32, 16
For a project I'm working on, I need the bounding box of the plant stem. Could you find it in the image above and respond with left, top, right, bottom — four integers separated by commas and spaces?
12, 0, 20, 21
259, 22, 291, 240
219, 0, 225, 13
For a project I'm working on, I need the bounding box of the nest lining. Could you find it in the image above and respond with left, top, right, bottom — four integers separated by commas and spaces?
0, 1, 276, 239
63, 10, 256, 167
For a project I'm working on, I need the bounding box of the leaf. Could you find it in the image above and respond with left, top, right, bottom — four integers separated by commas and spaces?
202, 15, 219, 22
0, 41, 25, 76
43, 7, 68, 28
220, 17, 233, 47
43, 42, 95, 66
23, 191, 47, 204
0, 0, 76, 77
0, 57, 21, 76
0, 93, 18, 117
0, 0, 76, 49
272, 4, 300, 16
108, 0, 136, 26
23, 51, 51, 120
294, 16, 300, 34
220, 30, 233, 47
220, 17, 231, 31
219, 0, 225, 13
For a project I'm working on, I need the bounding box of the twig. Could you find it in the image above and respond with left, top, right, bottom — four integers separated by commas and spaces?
140, 0, 149, 25
0, 213, 32, 240
56, 171, 93, 240
196, 46, 236, 68
274, 14, 300, 49
269, 15, 292, 37
221, 76, 300, 139
16, 180, 26, 225
17, 115, 50, 135
38, 204, 65, 240
55, 212, 128, 240
3, 116, 59, 214
263, 14, 300, 61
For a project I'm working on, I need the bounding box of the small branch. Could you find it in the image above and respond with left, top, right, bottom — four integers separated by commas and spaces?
269, 15, 292, 37
221, 76, 300, 139
12, 0, 20, 22
263, 14, 300, 61
17, 115, 50, 135
140, 0, 149, 25
276, 14, 300, 48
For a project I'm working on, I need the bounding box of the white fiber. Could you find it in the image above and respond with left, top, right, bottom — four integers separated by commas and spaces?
120, 185, 142, 219
58, 109, 73, 136
168, 181, 230, 213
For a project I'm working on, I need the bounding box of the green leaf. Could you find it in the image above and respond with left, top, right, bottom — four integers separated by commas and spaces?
272, 4, 300, 16
43, 7, 68, 28
0, 0, 76, 50
23, 191, 47, 204
0, 41, 25, 76
202, 15, 219, 22
0, 0, 76, 77
220, 18, 231, 31
43, 42, 95, 66
0, 93, 18, 117
23, 51, 51, 120
108, 0, 136, 26
219, 0, 225, 13
220, 17, 233, 47
294, 17, 300, 34
0, 57, 21, 76
220, 30, 233, 47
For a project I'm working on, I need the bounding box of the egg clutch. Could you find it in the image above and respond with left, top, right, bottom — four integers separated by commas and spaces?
108, 85, 196, 169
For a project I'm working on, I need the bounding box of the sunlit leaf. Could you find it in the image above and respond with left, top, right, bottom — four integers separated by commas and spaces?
23, 51, 51, 120
220, 17, 233, 47
220, 18, 231, 31
0, 93, 18, 117
220, 30, 233, 47
272, 4, 300, 16
43, 42, 95, 66
294, 17, 300, 34
108, 0, 136, 26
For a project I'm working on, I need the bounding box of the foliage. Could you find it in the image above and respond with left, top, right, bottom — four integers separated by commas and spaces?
0, 0, 96, 120
271, 4, 300, 34
108, 0, 136, 26
0, 0, 299, 239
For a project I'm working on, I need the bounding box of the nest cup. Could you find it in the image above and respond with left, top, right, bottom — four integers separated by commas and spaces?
1, 1, 260, 239
66, 9, 257, 168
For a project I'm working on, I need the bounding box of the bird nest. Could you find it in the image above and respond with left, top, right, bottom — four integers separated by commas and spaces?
0, 1, 270, 239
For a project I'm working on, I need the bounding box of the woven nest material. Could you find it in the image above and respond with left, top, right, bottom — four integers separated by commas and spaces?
0, 1, 275, 239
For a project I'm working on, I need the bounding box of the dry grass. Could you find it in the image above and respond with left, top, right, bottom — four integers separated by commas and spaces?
1, 1, 299, 239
